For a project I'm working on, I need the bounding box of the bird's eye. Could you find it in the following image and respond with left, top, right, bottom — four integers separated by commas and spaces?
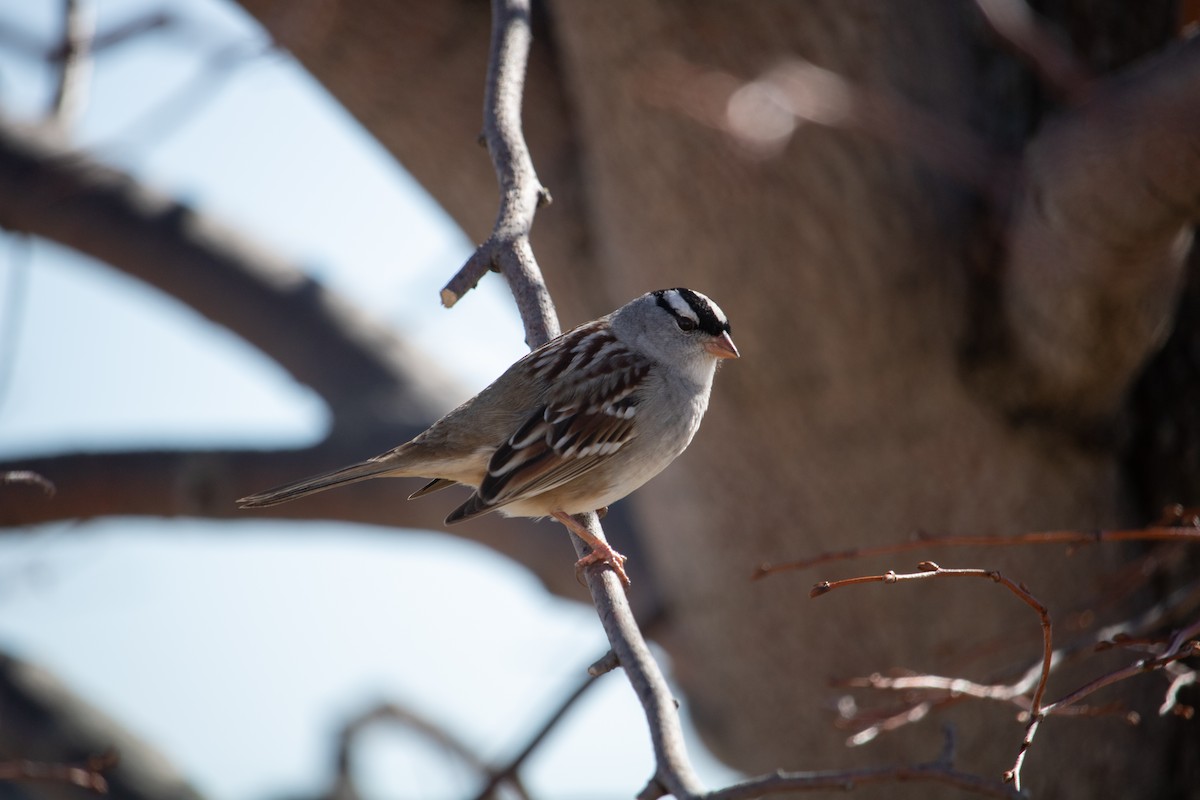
676, 317, 697, 332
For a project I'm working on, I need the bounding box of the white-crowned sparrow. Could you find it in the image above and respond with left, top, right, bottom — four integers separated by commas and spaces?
238, 288, 738, 586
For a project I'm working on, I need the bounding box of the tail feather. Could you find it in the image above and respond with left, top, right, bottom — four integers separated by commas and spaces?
408, 478, 457, 500
238, 460, 402, 508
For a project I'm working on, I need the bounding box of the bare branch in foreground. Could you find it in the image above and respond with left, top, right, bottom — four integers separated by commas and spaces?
808, 559, 1200, 792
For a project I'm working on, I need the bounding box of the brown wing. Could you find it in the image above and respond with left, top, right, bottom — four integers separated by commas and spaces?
445, 333, 651, 523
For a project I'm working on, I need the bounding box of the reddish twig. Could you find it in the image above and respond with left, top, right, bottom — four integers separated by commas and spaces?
811, 558, 1200, 791
754, 521, 1200, 579
815, 565, 1053, 710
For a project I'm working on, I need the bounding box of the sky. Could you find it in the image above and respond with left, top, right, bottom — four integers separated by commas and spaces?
0, 1, 740, 798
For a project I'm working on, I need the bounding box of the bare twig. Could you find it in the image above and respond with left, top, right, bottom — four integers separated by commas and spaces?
703, 728, 1020, 799
815, 563, 1054, 714
754, 520, 1200, 579
332, 702, 524, 800
810, 558, 1200, 791
441, 0, 556, 350
468, 667, 605, 800
812, 562, 1054, 791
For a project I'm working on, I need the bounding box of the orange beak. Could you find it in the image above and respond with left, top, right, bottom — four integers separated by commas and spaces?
704, 331, 740, 360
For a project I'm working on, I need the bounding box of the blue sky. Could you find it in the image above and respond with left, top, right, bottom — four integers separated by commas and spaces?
0, 1, 738, 797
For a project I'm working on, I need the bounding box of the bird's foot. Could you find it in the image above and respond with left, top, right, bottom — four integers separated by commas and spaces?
552, 510, 631, 588
575, 544, 630, 588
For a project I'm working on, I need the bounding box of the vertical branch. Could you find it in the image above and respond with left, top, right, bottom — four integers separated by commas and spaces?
441, 0, 558, 347
448, 1, 706, 796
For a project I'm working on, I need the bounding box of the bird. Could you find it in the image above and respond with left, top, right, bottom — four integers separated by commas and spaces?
237, 288, 739, 587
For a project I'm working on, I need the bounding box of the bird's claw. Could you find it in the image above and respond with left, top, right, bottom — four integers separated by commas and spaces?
575, 545, 630, 588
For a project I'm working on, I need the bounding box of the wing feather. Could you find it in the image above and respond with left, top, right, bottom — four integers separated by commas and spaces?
445, 329, 652, 523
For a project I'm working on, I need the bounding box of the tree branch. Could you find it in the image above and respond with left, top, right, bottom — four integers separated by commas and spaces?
0, 118, 455, 437
0, 652, 205, 800
0, 444, 607, 596
442, 0, 557, 348
459, 3, 705, 796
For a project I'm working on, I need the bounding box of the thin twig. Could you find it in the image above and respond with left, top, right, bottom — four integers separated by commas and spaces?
754, 523, 1200, 579
333, 702, 523, 800
702, 728, 1020, 799
440, 0, 557, 349
468, 667, 606, 800
812, 561, 1054, 792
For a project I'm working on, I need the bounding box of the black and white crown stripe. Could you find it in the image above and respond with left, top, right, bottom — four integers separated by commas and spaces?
654, 288, 731, 338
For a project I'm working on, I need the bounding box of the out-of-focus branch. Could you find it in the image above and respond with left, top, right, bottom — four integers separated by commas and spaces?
49, 0, 95, 129
0, 445, 596, 595
330, 702, 524, 800
0, 118, 454, 437
992, 35, 1200, 422
0, 652, 205, 800
467, 667, 603, 800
